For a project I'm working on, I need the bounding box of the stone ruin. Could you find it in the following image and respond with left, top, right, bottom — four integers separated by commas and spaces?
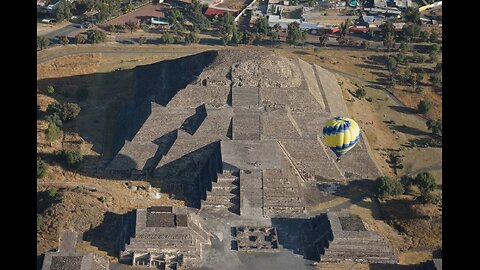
232, 226, 280, 252
119, 206, 210, 268
96, 49, 399, 268
306, 212, 398, 264
42, 230, 109, 270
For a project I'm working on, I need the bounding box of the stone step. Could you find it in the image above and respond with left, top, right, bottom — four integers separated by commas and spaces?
326, 243, 393, 254
322, 249, 396, 260
320, 254, 398, 264
129, 238, 193, 247
126, 243, 198, 254
330, 237, 388, 246
209, 187, 239, 196
212, 183, 239, 191
264, 197, 301, 205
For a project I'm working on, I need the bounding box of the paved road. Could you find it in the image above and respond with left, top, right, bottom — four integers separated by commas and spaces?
42, 23, 79, 40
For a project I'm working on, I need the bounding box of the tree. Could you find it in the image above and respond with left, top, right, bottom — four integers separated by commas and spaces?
361, 40, 370, 50
59, 102, 81, 122
385, 57, 397, 73
190, 12, 211, 31
75, 34, 86, 44
45, 121, 61, 142
435, 62, 442, 73
417, 100, 431, 114
403, 7, 420, 24
253, 17, 271, 40
46, 102, 61, 116
399, 42, 408, 54
429, 29, 440, 43
160, 33, 175, 44
319, 34, 329, 47
185, 32, 200, 44
415, 172, 436, 201
125, 21, 139, 32
383, 32, 395, 52
138, 36, 147, 45
171, 21, 185, 34
219, 12, 236, 36
396, 52, 406, 64
232, 29, 243, 45
401, 23, 420, 42
400, 175, 415, 193
64, 150, 83, 167
355, 86, 366, 99
54, 0, 72, 22
58, 35, 69, 45
166, 9, 184, 24
86, 30, 107, 44
37, 36, 50, 51
415, 85, 423, 93
430, 73, 442, 89
416, 71, 424, 85
37, 158, 48, 178
339, 19, 351, 38
387, 152, 404, 175
426, 119, 442, 136
307, 0, 317, 7
374, 176, 404, 199
287, 21, 306, 46
46, 85, 55, 95
419, 30, 429, 42
270, 31, 280, 42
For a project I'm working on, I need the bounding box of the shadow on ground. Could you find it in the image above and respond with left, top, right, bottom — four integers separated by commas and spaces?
82, 211, 124, 257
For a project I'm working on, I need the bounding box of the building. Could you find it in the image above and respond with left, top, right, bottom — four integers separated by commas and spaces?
119, 207, 211, 268
204, 5, 238, 16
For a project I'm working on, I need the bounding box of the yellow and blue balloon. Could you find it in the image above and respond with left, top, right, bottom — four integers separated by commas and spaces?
322, 117, 361, 161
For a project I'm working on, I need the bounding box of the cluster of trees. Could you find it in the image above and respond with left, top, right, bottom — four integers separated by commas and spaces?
374, 172, 438, 203
46, 102, 82, 123
86, 30, 107, 43
107, 21, 139, 33
54, 149, 84, 167
54, 0, 72, 22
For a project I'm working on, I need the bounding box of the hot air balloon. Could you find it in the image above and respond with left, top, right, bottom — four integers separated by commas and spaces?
322, 117, 361, 162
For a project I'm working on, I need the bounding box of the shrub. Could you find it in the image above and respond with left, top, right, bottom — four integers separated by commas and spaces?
76, 88, 89, 101
355, 86, 366, 99
374, 176, 404, 199
185, 32, 200, 44
59, 35, 69, 45
138, 36, 147, 45
37, 214, 43, 231
45, 121, 62, 142
64, 150, 83, 167
99, 196, 107, 203
426, 119, 442, 136
400, 175, 415, 193
160, 33, 174, 44
37, 159, 48, 178
366, 97, 373, 102
59, 103, 81, 122
75, 34, 86, 44
415, 172, 437, 202
46, 85, 55, 95
46, 102, 61, 116
417, 100, 431, 114
86, 30, 107, 44
47, 188, 58, 199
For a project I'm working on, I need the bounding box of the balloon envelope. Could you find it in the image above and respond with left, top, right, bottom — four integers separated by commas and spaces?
322, 117, 361, 158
